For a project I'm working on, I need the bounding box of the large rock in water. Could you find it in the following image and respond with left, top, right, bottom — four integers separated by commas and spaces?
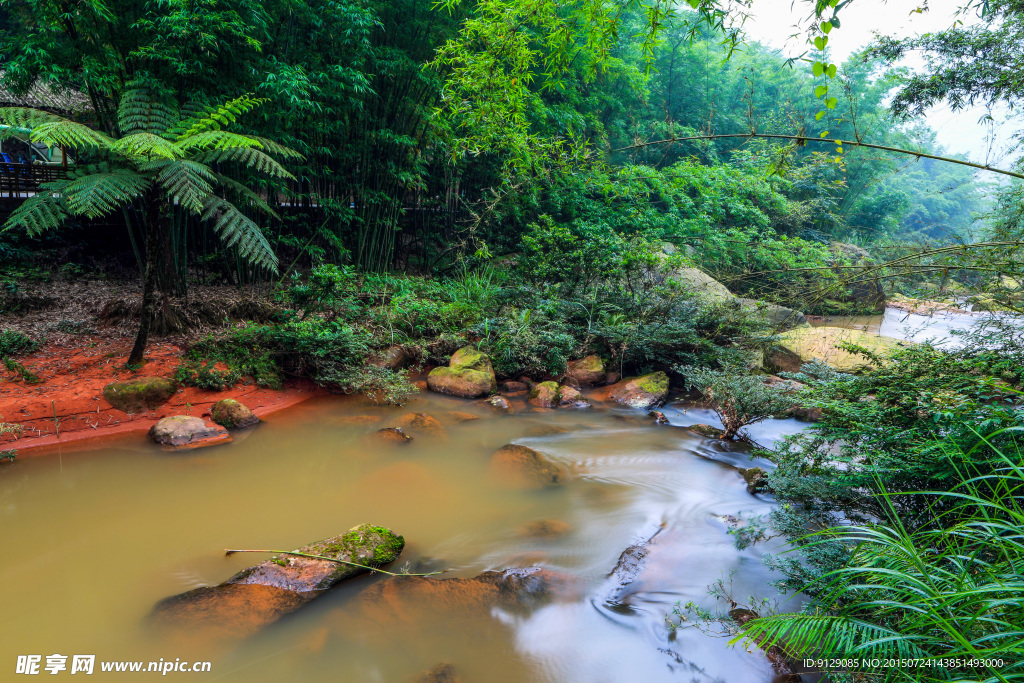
528, 381, 591, 409
566, 355, 607, 386
211, 399, 259, 429
769, 326, 906, 373
427, 346, 497, 399
604, 371, 670, 410
491, 444, 564, 487
736, 298, 807, 330
150, 524, 404, 646
102, 376, 176, 413
149, 416, 231, 449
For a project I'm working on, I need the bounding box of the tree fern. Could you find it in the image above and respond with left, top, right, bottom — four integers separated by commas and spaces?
175, 94, 268, 139
201, 197, 278, 271
4, 182, 71, 235
116, 88, 178, 136
63, 169, 151, 219
190, 145, 294, 178
111, 132, 180, 160
146, 159, 215, 214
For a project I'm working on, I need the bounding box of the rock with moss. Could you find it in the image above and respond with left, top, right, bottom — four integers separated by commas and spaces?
150, 524, 405, 646
427, 346, 497, 399
211, 399, 259, 430
605, 371, 670, 410
738, 467, 770, 495
528, 381, 560, 408
485, 395, 513, 413
688, 423, 722, 439
566, 355, 606, 386
557, 385, 591, 408
768, 326, 907, 374
103, 376, 177, 414
226, 524, 405, 592
490, 444, 564, 488
149, 416, 231, 449
736, 298, 807, 331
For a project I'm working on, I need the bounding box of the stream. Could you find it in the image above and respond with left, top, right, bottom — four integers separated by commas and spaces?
0, 391, 806, 682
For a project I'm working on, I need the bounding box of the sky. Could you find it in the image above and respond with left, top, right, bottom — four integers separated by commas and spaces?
741, 0, 1020, 166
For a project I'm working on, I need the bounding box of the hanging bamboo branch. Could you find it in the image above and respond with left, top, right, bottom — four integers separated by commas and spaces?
613, 133, 1024, 181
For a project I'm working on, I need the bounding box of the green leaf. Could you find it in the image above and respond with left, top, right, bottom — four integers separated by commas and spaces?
815, 85, 828, 99
201, 197, 278, 272
812, 62, 825, 77
815, 110, 826, 121
820, 131, 830, 138
826, 64, 838, 78
821, 21, 833, 34
64, 169, 151, 219
814, 36, 828, 50
826, 97, 838, 109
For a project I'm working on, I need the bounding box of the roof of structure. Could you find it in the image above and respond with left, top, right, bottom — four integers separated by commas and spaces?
0, 74, 93, 114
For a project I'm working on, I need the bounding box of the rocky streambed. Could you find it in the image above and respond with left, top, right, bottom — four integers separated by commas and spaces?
0, 367, 809, 682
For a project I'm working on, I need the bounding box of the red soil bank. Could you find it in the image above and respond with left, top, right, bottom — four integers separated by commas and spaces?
0, 336, 325, 457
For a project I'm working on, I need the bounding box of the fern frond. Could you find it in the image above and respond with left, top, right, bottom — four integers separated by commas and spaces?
732, 613, 928, 661
190, 145, 295, 179
175, 94, 267, 139
210, 172, 279, 219
64, 169, 150, 219
110, 132, 181, 160
116, 88, 178, 135
245, 135, 305, 160
176, 130, 263, 153
0, 107, 113, 150
200, 197, 278, 272
3, 181, 71, 235
145, 159, 214, 214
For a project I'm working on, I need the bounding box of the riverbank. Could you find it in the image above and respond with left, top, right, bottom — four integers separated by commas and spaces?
0, 335, 326, 456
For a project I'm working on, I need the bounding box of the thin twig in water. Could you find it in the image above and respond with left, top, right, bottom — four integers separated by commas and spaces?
223, 549, 447, 577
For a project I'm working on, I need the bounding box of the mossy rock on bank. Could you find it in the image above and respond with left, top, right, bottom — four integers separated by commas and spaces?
769, 326, 906, 374
149, 416, 231, 449
427, 346, 497, 399
150, 524, 405, 646
736, 298, 807, 331
566, 355, 606, 386
605, 371, 670, 410
102, 376, 176, 414
528, 381, 591, 409
211, 399, 259, 430
491, 444, 564, 487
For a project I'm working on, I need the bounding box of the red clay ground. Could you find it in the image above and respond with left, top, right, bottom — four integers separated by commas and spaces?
0, 335, 325, 457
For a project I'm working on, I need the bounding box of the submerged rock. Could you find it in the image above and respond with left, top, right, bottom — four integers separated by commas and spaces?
485, 395, 513, 413
103, 376, 176, 414
427, 347, 497, 399
557, 385, 591, 409
394, 412, 447, 439
516, 519, 572, 539
149, 416, 230, 449
769, 326, 906, 373
413, 664, 461, 683
649, 410, 670, 425
151, 524, 404, 646
375, 427, 412, 445
603, 372, 670, 410
210, 399, 259, 430
566, 355, 606, 386
490, 444, 564, 487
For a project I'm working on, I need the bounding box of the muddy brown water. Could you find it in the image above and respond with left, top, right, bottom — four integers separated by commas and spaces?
0, 392, 807, 682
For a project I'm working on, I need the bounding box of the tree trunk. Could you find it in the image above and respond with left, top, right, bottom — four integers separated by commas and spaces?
127, 196, 164, 366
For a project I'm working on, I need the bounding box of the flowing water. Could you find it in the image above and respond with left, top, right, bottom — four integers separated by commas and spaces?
0, 392, 806, 682
811, 306, 1019, 347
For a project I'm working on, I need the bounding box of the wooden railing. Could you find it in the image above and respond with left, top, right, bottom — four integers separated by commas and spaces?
0, 163, 66, 200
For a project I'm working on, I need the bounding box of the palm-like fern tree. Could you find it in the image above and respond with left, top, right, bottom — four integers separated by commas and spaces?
0, 90, 300, 365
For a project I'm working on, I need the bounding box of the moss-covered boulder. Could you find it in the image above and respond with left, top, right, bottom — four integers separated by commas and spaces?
769, 326, 906, 374
210, 399, 259, 430
605, 371, 670, 410
528, 381, 560, 408
150, 524, 404, 646
557, 385, 590, 408
426, 346, 497, 399
688, 423, 723, 439
490, 444, 564, 487
102, 376, 176, 414
226, 524, 405, 592
736, 298, 807, 331
149, 416, 231, 449
566, 355, 606, 386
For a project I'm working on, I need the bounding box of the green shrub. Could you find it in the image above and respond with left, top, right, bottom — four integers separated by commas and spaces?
678, 364, 795, 440
0, 330, 39, 356
173, 361, 240, 391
